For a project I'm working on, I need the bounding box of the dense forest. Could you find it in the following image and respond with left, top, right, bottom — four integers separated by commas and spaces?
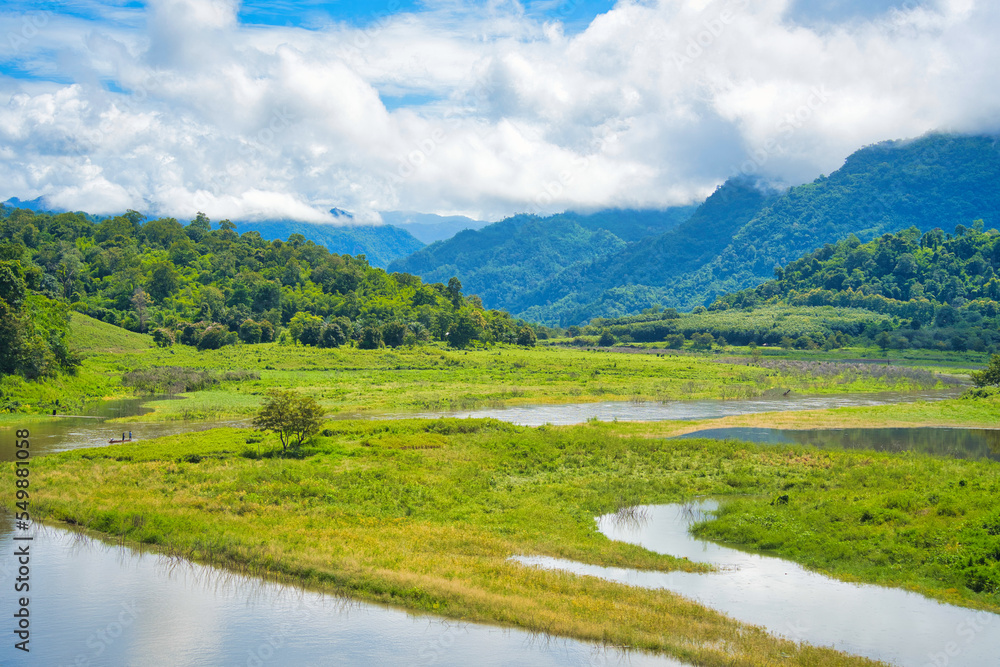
709, 223, 1000, 351
0, 206, 537, 379
581, 222, 1000, 353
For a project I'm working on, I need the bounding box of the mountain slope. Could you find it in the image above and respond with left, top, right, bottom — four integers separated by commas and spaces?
513, 180, 775, 322
234, 220, 424, 269
516, 133, 1000, 324
388, 207, 695, 308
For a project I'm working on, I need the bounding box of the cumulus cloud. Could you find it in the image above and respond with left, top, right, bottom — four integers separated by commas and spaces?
0, 0, 998, 222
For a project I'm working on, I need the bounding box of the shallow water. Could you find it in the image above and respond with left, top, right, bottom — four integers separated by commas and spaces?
368, 388, 962, 426
515, 502, 1000, 666
0, 409, 245, 462
0, 517, 686, 666
674, 426, 1000, 462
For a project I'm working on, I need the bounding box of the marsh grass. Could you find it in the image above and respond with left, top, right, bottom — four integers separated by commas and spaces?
754, 359, 962, 389
6, 318, 964, 419
20, 419, 900, 666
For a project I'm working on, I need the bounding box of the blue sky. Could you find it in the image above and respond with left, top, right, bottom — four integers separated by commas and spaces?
0, 0, 995, 222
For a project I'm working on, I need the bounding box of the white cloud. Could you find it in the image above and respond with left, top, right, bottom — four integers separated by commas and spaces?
0, 0, 998, 222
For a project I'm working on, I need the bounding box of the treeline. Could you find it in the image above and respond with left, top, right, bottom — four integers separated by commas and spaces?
568, 305, 884, 351
0, 206, 539, 375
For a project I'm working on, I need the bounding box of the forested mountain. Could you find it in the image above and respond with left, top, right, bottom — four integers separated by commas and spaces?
388, 207, 695, 311
588, 222, 1000, 354
707, 223, 1000, 351
392, 133, 1000, 325
233, 218, 424, 269
514, 181, 775, 323
0, 206, 534, 380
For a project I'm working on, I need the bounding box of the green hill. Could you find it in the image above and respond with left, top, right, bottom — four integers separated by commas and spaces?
0, 206, 533, 380
68, 311, 154, 355
388, 207, 695, 311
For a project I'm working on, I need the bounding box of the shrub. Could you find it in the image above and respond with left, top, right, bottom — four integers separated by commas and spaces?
239, 319, 262, 344
516, 325, 536, 347
198, 324, 229, 350
152, 328, 175, 347
382, 321, 408, 348
319, 323, 347, 348
359, 325, 384, 349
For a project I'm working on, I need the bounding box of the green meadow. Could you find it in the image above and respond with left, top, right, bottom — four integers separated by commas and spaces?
8, 312, 1000, 665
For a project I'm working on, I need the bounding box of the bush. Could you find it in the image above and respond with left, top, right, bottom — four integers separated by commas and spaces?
359, 325, 384, 349
690, 332, 715, 350
664, 333, 685, 349
382, 322, 408, 348
259, 319, 275, 343
971, 354, 1000, 387
239, 319, 262, 344
516, 325, 536, 347
598, 330, 616, 347
152, 328, 175, 347
197, 324, 229, 350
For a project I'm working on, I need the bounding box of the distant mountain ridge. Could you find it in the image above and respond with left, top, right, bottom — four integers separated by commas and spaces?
388, 207, 696, 309
379, 211, 489, 244
232, 218, 424, 269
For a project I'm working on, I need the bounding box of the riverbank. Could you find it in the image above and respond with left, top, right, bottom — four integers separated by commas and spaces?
22, 414, 1000, 664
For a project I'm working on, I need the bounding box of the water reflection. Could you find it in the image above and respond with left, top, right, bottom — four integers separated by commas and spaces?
0, 517, 686, 666
515, 502, 1000, 666
674, 427, 1000, 462
0, 396, 246, 462
367, 389, 962, 426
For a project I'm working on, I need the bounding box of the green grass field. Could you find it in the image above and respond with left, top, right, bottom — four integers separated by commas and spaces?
1, 313, 965, 423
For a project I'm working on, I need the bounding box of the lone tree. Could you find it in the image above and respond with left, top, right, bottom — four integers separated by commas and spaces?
971, 354, 1000, 388
252, 390, 324, 453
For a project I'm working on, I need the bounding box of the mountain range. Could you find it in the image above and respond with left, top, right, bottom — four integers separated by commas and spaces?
391, 133, 1000, 325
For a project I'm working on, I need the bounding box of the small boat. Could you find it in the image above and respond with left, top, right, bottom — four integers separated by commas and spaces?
109, 432, 134, 444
